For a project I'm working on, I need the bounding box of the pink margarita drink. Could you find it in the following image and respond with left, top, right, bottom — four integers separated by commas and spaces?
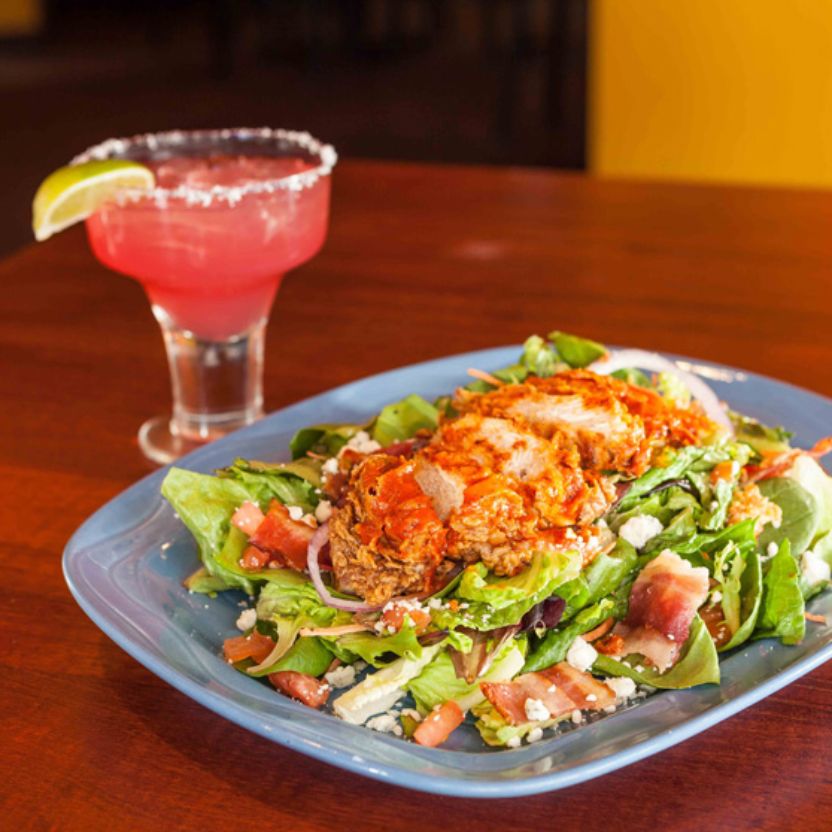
86, 154, 330, 340
73, 128, 336, 464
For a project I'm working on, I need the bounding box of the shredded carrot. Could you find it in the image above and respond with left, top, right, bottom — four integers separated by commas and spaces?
466, 368, 504, 387
805, 612, 827, 624
810, 436, 832, 458
582, 617, 614, 643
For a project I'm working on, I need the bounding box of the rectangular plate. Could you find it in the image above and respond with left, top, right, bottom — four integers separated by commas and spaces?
63, 346, 832, 797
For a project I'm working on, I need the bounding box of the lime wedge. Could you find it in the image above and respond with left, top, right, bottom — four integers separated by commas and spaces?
32, 160, 155, 241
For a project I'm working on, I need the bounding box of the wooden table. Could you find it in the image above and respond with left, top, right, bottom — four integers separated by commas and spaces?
3, 161, 831, 831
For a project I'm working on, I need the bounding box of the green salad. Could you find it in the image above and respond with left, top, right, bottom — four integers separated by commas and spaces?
162, 332, 832, 749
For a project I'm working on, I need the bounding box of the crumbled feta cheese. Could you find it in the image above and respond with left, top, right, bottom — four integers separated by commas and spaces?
506, 736, 522, 748
801, 549, 831, 587
427, 598, 443, 610
400, 708, 423, 723
710, 590, 722, 604
605, 676, 637, 700
618, 515, 664, 550
325, 664, 357, 689
524, 698, 551, 722
353, 661, 368, 672
634, 665, 644, 673
566, 637, 598, 673
603, 705, 617, 714
286, 505, 304, 522
586, 693, 597, 703
341, 430, 382, 456
526, 726, 544, 744
547, 684, 557, 693
767, 542, 779, 559
315, 499, 333, 523
322, 457, 339, 476
365, 712, 403, 736
570, 709, 583, 725
235, 608, 257, 631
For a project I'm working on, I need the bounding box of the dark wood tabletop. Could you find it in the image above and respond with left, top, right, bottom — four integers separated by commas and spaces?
3, 160, 832, 831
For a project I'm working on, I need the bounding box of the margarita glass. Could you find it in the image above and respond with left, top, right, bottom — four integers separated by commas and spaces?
75, 128, 336, 464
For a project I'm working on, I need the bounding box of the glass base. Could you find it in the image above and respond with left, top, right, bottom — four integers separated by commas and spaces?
138, 416, 205, 466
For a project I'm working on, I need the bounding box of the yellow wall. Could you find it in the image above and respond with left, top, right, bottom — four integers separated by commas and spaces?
0, 0, 43, 36
589, 0, 832, 187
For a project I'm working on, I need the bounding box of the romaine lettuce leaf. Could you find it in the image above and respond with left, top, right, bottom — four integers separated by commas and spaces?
754, 539, 805, 645
371, 394, 438, 446
611, 367, 651, 388
719, 548, 763, 651
183, 566, 237, 595
520, 335, 560, 378
612, 486, 700, 532
336, 620, 423, 667
434, 551, 582, 631
593, 615, 720, 688
249, 635, 333, 678
548, 330, 607, 368
289, 423, 363, 460
161, 467, 256, 593
255, 570, 346, 628
407, 641, 526, 713
332, 645, 443, 724
556, 538, 637, 618
217, 457, 322, 513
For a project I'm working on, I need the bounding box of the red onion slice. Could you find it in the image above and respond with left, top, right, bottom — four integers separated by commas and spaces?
590, 348, 733, 432
306, 522, 383, 613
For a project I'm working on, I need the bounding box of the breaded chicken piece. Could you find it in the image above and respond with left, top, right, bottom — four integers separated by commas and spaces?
455, 370, 714, 476
329, 454, 448, 605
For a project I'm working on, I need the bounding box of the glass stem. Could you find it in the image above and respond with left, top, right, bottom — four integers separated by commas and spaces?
154, 309, 266, 443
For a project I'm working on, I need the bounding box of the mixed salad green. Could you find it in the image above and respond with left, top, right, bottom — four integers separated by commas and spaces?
161, 332, 832, 749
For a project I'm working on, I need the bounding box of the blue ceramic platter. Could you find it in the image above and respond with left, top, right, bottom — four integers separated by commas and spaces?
63, 346, 832, 798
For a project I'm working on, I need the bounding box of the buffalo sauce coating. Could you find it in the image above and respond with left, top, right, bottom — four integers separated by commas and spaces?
352, 454, 446, 569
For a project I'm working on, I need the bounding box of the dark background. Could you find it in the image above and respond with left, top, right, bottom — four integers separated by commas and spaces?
1, 0, 587, 257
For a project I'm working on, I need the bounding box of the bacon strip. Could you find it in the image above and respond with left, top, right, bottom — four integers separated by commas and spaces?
612, 550, 709, 672
480, 662, 615, 725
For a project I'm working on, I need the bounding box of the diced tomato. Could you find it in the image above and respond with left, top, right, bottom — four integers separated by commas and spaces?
594, 633, 625, 656
380, 602, 431, 633
240, 544, 272, 571
231, 500, 265, 535
268, 671, 331, 708
223, 631, 275, 664
413, 701, 464, 748
249, 501, 315, 570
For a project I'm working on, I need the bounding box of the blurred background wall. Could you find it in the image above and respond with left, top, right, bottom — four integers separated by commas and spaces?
590, 0, 832, 188
2, 0, 832, 258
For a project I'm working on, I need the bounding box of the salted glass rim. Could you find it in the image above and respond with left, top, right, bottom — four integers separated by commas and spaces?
70, 127, 338, 204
